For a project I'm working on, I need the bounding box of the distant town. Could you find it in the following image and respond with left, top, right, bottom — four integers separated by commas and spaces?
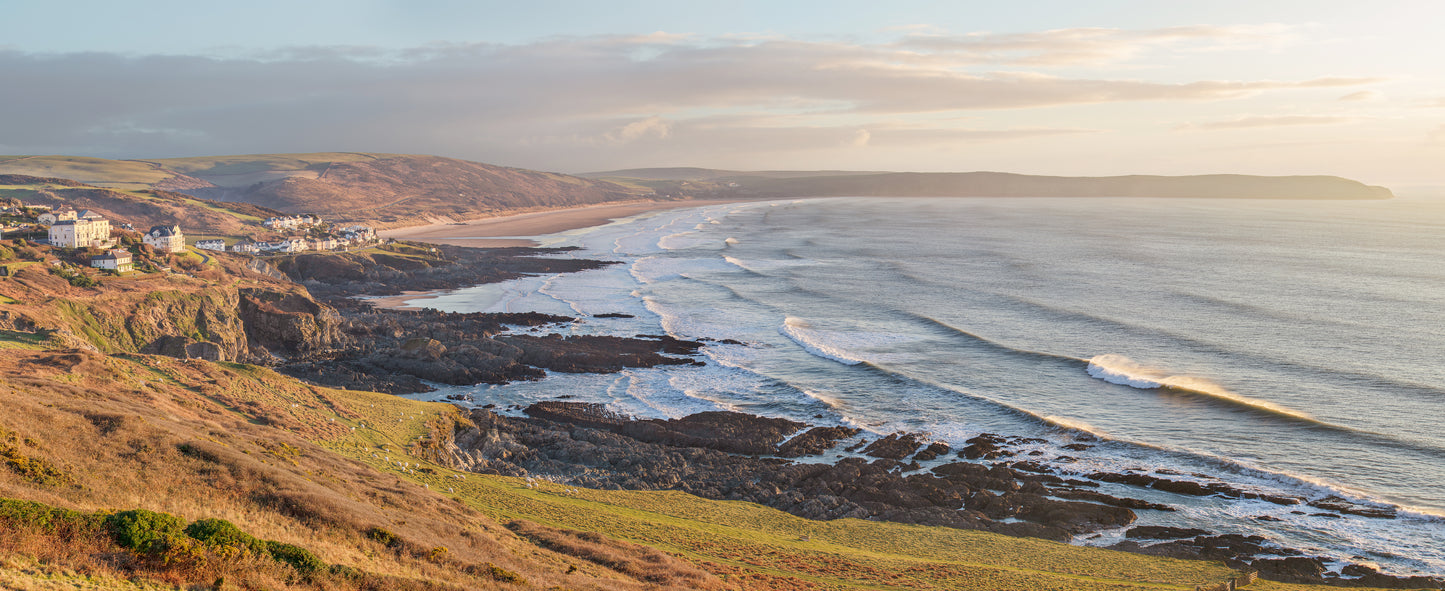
0, 202, 377, 276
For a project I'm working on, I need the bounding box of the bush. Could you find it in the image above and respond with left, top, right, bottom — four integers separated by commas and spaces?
471, 562, 526, 585
184, 518, 265, 558
106, 509, 187, 554
0, 498, 103, 536
264, 540, 325, 573
365, 526, 401, 548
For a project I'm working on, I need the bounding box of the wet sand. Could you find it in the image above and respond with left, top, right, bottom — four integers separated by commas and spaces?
378, 199, 753, 247
363, 290, 446, 311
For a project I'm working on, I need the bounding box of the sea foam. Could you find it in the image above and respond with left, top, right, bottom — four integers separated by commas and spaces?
779, 317, 867, 365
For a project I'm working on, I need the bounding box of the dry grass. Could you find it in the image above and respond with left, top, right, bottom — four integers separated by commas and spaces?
0, 348, 674, 590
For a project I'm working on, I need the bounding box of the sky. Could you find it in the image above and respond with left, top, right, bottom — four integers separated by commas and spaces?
2, 1, 1443, 187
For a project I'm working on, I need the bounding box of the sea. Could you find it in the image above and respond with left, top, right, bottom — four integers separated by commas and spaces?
400, 196, 1445, 576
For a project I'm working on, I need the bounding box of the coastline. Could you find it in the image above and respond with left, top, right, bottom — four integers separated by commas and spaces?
378, 198, 757, 247
362, 289, 447, 311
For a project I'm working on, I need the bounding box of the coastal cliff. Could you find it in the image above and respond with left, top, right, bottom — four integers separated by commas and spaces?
0, 252, 341, 363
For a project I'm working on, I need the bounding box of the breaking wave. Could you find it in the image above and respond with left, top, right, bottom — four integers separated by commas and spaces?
1087, 354, 1320, 422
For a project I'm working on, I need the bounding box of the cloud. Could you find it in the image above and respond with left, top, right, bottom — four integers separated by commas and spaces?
1338, 90, 1383, 102
605, 116, 672, 144
848, 129, 871, 147
899, 25, 1296, 66
0, 31, 1379, 170
1177, 115, 1356, 131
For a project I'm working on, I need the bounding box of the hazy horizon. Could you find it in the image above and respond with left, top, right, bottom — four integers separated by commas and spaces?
3, 1, 1443, 187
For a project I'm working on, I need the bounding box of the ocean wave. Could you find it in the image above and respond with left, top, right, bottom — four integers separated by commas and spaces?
802, 389, 845, 410
724, 237, 740, 245
1086, 354, 1322, 423
1040, 415, 1111, 440
904, 313, 1088, 365
779, 317, 867, 365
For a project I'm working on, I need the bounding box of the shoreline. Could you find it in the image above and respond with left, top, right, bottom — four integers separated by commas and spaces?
378, 198, 758, 247
362, 289, 448, 311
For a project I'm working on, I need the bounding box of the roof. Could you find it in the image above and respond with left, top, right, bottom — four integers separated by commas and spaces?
147, 225, 181, 237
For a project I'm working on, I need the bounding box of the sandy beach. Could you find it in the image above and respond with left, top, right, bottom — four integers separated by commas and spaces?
378, 199, 755, 247
363, 290, 447, 310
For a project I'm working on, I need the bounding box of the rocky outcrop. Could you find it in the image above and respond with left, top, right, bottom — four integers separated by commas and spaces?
238, 288, 343, 360
435, 405, 1149, 543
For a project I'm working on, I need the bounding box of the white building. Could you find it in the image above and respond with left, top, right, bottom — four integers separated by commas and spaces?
38, 210, 78, 225
143, 225, 185, 253
262, 215, 320, 230
229, 242, 260, 253
48, 218, 112, 248
194, 239, 226, 251
90, 249, 133, 272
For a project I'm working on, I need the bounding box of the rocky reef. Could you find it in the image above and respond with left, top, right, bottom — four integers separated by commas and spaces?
423, 402, 1442, 589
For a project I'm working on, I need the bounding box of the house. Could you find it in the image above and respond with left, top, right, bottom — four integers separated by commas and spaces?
194, 239, 226, 251
262, 215, 320, 230
308, 237, 338, 251
48, 218, 112, 248
143, 225, 185, 253
90, 249, 133, 273
337, 225, 375, 244
38, 210, 78, 225
228, 241, 260, 254
78, 210, 105, 221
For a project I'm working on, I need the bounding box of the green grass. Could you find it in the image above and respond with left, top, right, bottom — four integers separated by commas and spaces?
0, 156, 174, 188
306, 396, 1288, 591
0, 330, 49, 351
154, 153, 398, 176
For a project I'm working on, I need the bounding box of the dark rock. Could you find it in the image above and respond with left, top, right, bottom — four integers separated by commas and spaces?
777, 426, 862, 457
912, 442, 951, 461
1125, 526, 1211, 540
439, 409, 1138, 543
1252, 557, 1327, 583
862, 433, 924, 460
1308, 496, 1397, 519
1052, 489, 1174, 512
960, 434, 1013, 460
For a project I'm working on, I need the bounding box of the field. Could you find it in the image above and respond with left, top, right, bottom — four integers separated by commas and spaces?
0, 156, 175, 189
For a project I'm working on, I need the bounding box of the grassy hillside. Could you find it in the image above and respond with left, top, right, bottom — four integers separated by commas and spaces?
0, 174, 280, 237
2, 153, 655, 230
0, 156, 179, 190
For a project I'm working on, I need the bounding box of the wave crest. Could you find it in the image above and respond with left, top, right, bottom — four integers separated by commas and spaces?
779, 317, 867, 365
1087, 354, 1317, 421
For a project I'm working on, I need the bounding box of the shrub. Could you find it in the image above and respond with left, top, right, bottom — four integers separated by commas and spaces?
264, 540, 325, 573
365, 526, 400, 548
467, 562, 526, 585
106, 509, 188, 554
184, 518, 265, 558
0, 498, 103, 536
